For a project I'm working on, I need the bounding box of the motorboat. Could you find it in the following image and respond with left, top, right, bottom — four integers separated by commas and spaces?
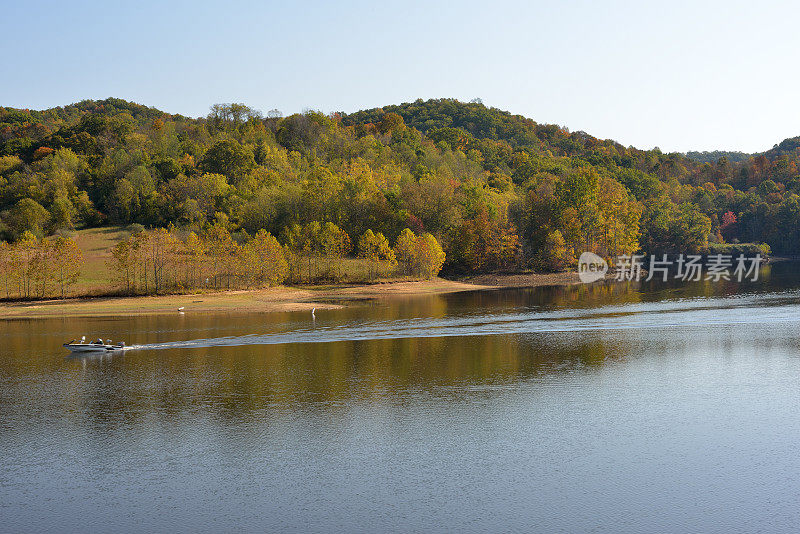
63, 336, 126, 353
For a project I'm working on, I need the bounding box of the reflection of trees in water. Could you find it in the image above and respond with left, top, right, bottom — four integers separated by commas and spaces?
1, 326, 625, 429
2, 336, 626, 427
0, 263, 797, 426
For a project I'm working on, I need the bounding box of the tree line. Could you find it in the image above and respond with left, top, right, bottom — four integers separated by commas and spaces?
0, 232, 82, 299
109, 223, 444, 296
0, 97, 794, 279
0, 222, 446, 300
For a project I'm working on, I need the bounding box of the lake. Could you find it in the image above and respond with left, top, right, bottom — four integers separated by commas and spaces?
2, 263, 800, 533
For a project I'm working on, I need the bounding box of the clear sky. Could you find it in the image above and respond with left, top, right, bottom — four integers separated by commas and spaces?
4, 0, 799, 153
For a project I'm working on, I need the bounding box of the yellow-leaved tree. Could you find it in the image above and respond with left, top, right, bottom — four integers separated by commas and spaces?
51, 236, 83, 298
241, 229, 288, 287
319, 222, 351, 280
0, 241, 11, 298
394, 228, 418, 275
358, 229, 395, 280
414, 233, 446, 278
393, 229, 445, 279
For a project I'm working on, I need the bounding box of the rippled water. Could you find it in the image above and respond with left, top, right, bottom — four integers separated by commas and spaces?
3, 264, 800, 533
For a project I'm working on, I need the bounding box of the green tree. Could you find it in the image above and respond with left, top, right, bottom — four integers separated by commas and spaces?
5, 199, 50, 239
166, 172, 231, 220
50, 196, 76, 231
199, 139, 256, 181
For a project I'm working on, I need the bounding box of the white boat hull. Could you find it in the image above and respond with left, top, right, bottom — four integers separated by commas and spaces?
63, 344, 123, 353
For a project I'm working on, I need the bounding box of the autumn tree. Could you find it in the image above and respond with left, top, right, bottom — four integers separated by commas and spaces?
110, 238, 136, 294
720, 210, 737, 242
281, 224, 309, 283
452, 208, 521, 272
204, 222, 237, 289
414, 233, 446, 278
6, 96, 800, 271
51, 236, 83, 298
358, 229, 395, 280
303, 221, 323, 280
640, 197, 712, 254
394, 228, 418, 275
145, 228, 181, 293
31, 238, 57, 298
540, 230, 570, 271
15, 231, 39, 298
319, 222, 351, 280
0, 241, 11, 298
241, 229, 287, 286
183, 232, 206, 288
595, 175, 642, 257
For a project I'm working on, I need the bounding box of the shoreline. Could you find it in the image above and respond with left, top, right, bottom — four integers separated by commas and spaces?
0, 273, 583, 319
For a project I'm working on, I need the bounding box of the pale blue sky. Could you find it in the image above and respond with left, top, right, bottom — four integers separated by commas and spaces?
4, 0, 799, 153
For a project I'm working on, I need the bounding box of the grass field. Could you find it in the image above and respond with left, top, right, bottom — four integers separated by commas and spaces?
63, 226, 404, 297
68, 226, 135, 295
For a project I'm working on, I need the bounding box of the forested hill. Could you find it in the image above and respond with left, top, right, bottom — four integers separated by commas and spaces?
684, 151, 752, 164
0, 97, 796, 275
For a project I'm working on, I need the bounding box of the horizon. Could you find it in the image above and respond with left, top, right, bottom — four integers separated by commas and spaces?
5, 95, 772, 156
4, 1, 800, 154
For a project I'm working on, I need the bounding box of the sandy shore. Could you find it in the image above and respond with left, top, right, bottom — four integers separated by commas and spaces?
461, 272, 583, 288
0, 279, 484, 318
0, 273, 584, 319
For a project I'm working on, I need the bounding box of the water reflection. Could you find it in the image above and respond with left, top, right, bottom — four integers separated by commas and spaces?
2, 262, 800, 533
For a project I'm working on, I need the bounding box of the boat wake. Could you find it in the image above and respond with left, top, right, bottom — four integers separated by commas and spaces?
127, 291, 800, 351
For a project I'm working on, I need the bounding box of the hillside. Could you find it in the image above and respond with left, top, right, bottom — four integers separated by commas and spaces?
684, 151, 752, 164
0, 98, 797, 284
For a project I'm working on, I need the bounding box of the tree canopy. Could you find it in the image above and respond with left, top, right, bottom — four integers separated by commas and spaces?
0, 96, 792, 280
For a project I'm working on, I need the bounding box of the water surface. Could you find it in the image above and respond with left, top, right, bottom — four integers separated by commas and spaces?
2, 264, 800, 533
